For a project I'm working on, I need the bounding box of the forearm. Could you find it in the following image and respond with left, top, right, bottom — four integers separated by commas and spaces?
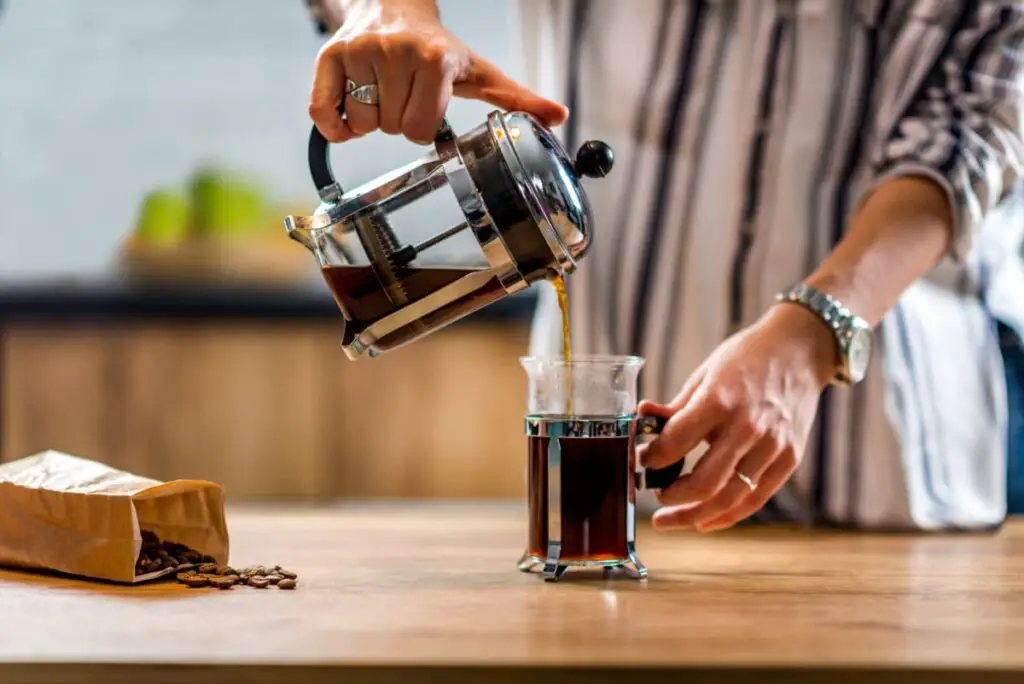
803, 175, 954, 327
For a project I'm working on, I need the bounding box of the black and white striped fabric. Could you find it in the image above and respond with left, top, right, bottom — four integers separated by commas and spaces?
520, 0, 1024, 530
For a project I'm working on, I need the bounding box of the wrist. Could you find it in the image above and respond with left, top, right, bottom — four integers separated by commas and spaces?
763, 303, 838, 388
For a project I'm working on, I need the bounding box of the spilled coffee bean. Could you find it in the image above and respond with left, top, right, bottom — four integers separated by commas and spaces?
174, 564, 300, 590
210, 576, 237, 590
184, 575, 209, 589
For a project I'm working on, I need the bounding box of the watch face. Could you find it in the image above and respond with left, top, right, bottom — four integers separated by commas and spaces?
847, 327, 873, 383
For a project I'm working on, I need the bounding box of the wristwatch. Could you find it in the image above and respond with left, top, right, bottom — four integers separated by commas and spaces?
775, 283, 873, 386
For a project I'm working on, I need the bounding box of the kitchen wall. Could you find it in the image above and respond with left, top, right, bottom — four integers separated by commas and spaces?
0, 0, 523, 281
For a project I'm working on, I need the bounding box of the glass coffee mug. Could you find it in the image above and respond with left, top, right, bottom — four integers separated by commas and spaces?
517, 355, 684, 582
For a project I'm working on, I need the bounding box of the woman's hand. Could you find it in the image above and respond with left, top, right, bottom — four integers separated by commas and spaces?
638, 303, 838, 533
309, 0, 568, 144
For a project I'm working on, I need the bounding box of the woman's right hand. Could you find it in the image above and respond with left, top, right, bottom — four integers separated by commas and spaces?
309, 0, 568, 144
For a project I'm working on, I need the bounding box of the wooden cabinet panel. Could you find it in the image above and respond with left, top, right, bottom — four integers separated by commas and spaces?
1, 326, 122, 465
1, 322, 530, 500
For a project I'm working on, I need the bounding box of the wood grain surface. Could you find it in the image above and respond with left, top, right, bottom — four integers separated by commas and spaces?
2, 503, 1024, 684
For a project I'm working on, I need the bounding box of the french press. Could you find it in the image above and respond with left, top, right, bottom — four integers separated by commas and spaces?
284, 104, 614, 359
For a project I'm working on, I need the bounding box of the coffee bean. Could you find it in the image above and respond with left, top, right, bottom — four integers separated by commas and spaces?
198, 563, 218, 574
184, 551, 202, 564
176, 571, 197, 583
141, 530, 159, 545
277, 578, 297, 590
249, 577, 270, 589
210, 576, 236, 590
184, 575, 209, 588
266, 575, 281, 585
201, 554, 216, 564
220, 566, 239, 576
278, 569, 298, 580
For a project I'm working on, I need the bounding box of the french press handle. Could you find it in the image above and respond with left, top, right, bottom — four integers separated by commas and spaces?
307, 98, 454, 195
635, 414, 688, 490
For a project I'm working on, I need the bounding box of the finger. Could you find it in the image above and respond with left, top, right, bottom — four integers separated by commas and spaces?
342, 43, 382, 136
640, 389, 724, 470
652, 439, 780, 530
635, 400, 675, 466
655, 416, 763, 506
637, 399, 674, 420
377, 43, 415, 136
402, 51, 454, 144
454, 55, 569, 126
309, 45, 361, 143
667, 367, 707, 410
696, 452, 796, 532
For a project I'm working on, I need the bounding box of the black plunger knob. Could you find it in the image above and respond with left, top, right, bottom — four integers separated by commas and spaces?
574, 141, 614, 178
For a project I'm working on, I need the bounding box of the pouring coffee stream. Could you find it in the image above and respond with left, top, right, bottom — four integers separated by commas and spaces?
284, 100, 614, 360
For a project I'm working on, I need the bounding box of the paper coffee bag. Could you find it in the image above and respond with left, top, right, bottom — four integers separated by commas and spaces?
0, 450, 228, 583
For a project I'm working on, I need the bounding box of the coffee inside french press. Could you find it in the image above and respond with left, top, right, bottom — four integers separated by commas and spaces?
284, 106, 614, 359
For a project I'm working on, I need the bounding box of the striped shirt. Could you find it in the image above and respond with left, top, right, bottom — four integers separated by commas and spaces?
520, 0, 1024, 530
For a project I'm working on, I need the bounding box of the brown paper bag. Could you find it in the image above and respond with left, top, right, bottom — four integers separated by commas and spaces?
0, 450, 229, 583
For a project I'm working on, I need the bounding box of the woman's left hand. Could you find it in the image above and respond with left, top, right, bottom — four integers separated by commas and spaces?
638, 303, 839, 532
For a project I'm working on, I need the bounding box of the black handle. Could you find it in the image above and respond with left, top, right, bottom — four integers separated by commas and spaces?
309, 115, 340, 195
308, 100, 454, 196
636, 414, 686, 490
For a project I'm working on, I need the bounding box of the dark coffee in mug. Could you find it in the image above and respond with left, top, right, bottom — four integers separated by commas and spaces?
526, 433, 634, 562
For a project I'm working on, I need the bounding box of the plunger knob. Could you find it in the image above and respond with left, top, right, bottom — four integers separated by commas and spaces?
574, 141, 614, 178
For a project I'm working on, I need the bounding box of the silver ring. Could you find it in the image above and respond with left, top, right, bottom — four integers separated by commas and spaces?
736, 471, 758, 492
346, 78, 379, 106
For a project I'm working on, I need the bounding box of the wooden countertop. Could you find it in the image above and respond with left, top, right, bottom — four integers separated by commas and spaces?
2, 502, 1023, 684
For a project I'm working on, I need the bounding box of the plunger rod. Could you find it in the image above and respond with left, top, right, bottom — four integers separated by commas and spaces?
391, 221, 471, 266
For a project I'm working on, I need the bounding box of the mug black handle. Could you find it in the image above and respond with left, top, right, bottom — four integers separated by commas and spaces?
635, 415, 687, 490
308, 99, 454, 195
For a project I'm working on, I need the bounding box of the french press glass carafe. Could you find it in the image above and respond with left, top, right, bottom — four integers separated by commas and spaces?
284, 105, 614, 359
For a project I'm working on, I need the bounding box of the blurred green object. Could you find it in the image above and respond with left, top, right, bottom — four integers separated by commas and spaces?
190, 167, 268, 237
134, 189, 190, 245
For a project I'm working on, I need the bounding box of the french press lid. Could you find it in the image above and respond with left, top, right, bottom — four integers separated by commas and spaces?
481, 111, 614, 275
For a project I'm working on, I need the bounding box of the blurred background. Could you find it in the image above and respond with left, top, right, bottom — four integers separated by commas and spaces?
0, 0, 535, 499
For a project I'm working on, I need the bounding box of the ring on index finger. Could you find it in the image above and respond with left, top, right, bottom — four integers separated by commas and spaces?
346, 79, 379, 106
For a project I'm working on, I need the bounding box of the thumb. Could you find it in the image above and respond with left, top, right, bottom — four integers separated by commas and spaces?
640, 394, 721, 470
637, 399, 675, 420
454, 55, 569, 127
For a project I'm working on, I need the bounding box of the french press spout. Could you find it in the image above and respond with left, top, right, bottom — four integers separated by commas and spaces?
284, 101, 614, 359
